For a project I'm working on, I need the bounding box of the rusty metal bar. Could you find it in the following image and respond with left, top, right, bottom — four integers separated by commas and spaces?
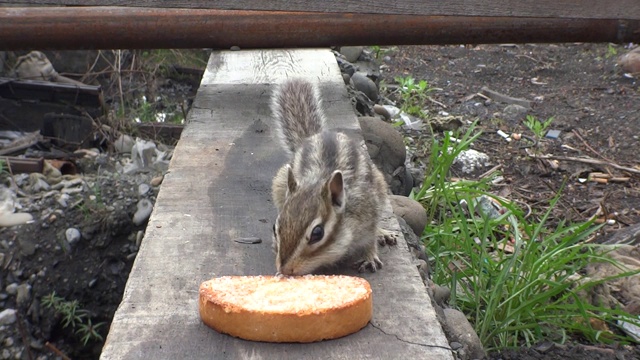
1, 7, 639, 50
0, 156, 44, 173
3, 0, 640, 20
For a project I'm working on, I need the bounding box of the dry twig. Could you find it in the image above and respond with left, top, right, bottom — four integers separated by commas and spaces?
529, 152, 640, 176
45, 342, 71, 360
571, 129, 615, 164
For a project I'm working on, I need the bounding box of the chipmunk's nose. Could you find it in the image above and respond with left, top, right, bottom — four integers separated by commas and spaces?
279, 264, 295, 276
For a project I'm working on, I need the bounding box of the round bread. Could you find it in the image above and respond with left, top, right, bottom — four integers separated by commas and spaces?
198, 275, 372, 343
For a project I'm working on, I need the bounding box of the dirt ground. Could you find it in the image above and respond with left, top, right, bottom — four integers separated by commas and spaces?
1, 43, 639, 359
382, 43, 640, 234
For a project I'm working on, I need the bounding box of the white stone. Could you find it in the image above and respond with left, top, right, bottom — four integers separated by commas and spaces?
138, 183, 150, 196
5, 283, 18, 295
65, 228, 81, 244
0, 309, 17, 325
133, 199, 153, 226
454, 149, 490, 174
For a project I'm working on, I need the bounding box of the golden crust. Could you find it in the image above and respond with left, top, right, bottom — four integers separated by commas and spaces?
198, 275, 372, 343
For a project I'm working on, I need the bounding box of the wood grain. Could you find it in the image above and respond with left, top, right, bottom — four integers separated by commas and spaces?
2, 0, 640, 20
99, 48, 452, 359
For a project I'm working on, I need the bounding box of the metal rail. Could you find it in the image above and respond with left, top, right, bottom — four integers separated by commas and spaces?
1, 7, 639, 50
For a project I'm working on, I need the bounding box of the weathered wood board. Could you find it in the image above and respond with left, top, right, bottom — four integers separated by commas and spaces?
99, 49, 452, 359
4, 0, 640, 20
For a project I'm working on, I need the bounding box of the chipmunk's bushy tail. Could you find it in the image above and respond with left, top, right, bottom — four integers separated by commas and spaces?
271, 79, 326, 155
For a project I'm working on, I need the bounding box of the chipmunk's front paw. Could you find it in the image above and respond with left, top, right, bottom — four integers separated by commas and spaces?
354, 254, 383, 273
377, 227, 398, 247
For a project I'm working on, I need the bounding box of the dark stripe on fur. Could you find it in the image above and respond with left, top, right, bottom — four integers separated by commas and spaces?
321, 131, 338, 172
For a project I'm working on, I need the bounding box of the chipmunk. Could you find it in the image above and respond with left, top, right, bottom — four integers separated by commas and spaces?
270, 78, 396, 276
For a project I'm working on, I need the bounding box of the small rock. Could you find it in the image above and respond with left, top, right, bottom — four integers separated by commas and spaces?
133, 199, 153, 226
358, 117, 409, 195
432, 284, 451, 306
30, 339, 44, 350
0, 309, 16, 325
339, 46, 364, 62
29, 175, 50, 193
389, 195, 427, 236
442, 308, 486, 359
454, 149, 490, 174
0, 213, 33, 227
341, 73, 351, 85
450, 341, 463, 350
42, 160, 62, 184
502, 104, 529, 123
16, 284, 32, 307
57, 193, 70, 207
65, 228, 81, 244
17, 236, 36, 256
5, 283, 18, 295
138, 183, 150, 196
534, 340, 555, 353
618, 47, 640, 74
150, 175, 164, 187
114, 134, 135, 153
336, 56, 356, 77
373, 104, 391, 121
351, 72, 379, 102
353, 59, 382, 83
416, 259, 429, 280
1, 349, 9, 360
129, 138, 158, 171
136, 230, 144, 248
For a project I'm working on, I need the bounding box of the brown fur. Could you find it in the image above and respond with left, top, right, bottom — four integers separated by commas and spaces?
271, 78, 396, 275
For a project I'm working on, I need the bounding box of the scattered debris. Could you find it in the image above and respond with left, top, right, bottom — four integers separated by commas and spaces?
545, 129, 561, 139
233, 237, 262, 244
529, 152, 640, 175
12, 51, 86, 86
479, 86, 532, 109
496, 129, 512, 142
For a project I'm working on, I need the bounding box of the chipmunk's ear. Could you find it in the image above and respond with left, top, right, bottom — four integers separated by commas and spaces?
327, 170, 345, 213
286, 165, 297, 195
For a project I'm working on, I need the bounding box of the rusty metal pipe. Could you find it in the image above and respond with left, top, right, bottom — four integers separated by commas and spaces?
1, 7, 639, 50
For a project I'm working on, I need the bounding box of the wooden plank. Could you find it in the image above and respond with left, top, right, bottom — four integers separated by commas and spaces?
3, 0, 640, 20
2, 7, 639, 51
99, 48, 453, 359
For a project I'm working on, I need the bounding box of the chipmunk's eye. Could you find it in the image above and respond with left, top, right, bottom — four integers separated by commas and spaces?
309, 225, 324, 244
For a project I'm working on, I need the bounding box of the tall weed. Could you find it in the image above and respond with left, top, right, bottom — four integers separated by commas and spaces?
413, 124, 640, 350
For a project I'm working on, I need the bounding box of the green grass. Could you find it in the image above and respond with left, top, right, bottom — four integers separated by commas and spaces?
42, 292, 106, 346
523, 114, 554, 139
412, 123, 640, 351
605, 43, 619, 59
394, 75, 436, 118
